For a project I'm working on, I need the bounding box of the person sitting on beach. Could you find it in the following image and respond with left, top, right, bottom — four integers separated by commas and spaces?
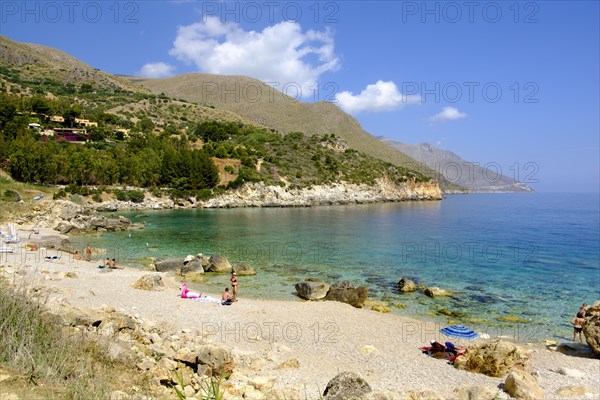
428, 340, 446, 355
73, 251, 83, 260
572, 311, 586, 342
221, 287, 233, 305
108, 258, 123, 270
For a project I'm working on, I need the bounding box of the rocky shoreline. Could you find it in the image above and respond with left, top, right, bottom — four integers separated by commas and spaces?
93, 179, 443, 212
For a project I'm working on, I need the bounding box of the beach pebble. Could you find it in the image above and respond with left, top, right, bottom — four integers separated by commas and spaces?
555, 367, 586, 378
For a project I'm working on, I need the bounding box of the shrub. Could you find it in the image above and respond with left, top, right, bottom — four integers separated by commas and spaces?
53, 189, 67, 200
2, 189, 21, 202
115, 190, 144, 203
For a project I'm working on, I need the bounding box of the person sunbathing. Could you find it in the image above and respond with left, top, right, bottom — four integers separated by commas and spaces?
180, 282, 202, 299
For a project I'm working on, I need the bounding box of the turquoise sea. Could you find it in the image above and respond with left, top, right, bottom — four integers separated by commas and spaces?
83, 193, 600, 341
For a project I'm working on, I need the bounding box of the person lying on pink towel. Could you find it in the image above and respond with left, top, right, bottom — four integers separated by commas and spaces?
180, 282, 201, 299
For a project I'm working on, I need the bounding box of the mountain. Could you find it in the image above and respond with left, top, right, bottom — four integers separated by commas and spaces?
132, 74, 458, 190
0, 35, 145, 93
380, 139, 534, 193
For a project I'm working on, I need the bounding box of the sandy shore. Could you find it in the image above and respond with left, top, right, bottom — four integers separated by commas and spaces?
2, 226, 599, 399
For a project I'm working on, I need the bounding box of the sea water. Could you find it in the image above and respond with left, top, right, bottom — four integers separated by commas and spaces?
82, 193, 600, 341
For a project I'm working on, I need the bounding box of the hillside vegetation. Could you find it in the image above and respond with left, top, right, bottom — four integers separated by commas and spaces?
0, 35, 439, 201
134, 74, 455, 188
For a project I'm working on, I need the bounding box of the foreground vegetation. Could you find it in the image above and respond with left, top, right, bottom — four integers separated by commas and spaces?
0, 281, 131, 398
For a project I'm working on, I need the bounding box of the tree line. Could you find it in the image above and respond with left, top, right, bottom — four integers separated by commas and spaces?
0, 95, 219, 191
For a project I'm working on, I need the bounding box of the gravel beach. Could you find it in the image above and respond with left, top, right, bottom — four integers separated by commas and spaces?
2, 226, 599, 399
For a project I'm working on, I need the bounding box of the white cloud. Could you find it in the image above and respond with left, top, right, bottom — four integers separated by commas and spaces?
429, 107, 467, 122
334, 80, 420, 114
138, 62, 176, 78
169, 17, 339, 97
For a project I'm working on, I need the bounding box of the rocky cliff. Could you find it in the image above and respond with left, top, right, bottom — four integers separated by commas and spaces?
201, 179, 442, 208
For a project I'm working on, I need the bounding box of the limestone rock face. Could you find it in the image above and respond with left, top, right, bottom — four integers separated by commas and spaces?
295, 278, 330, 300
454, 340, 530, 377
504, 370, 544, 400
583, 314, 600, 358
202, 179, 442, 208
325, 286, 369, 308
322, 371, 372, 400
398, 278, 417, 292
132, 274, 164, 290
206, 255, 233, 273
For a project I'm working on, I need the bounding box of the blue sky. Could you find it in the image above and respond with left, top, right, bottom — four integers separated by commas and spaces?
1, 1, 598, 192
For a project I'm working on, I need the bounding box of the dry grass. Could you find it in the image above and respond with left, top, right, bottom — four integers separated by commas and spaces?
0, 279, 151, 399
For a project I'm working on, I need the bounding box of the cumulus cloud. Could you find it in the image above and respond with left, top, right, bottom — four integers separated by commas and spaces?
138, 62, 176, 78
429, 107, 467, 122
168, 17, 339, 97
334, 80, 420, 114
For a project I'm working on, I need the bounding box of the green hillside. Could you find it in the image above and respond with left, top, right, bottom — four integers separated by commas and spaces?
134, 74, 452, 187
0, 36, 442, 198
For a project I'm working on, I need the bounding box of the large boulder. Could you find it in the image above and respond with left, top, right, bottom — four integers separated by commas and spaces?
583, 314, 600, 358
88, 215, 131, 231
322, 371, 372, 400
295, 278, 330, 300
206, 255, 233, 273
454, 339, 530, 377
585, 300, 600, 316
325, 286, 369, 308
398, 278, 417, 292
233, 262, 256, 276
504, 370, 544, 400
184, 258, 204, 273
153, 258, 186, 272
132, 274, 164, 291
555, 342, 597, 358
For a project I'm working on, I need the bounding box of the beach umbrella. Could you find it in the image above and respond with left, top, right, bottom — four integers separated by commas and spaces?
440, 325, 479, 340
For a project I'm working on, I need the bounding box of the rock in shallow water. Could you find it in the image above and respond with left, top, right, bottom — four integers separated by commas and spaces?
295, 278, 330, 300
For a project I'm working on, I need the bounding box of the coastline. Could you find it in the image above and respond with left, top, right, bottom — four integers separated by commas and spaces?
2, 225, 599, 399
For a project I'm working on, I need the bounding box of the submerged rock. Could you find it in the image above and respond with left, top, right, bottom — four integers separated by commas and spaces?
424, 287, 452, 297
233, 262, 256, 276
398, 278, 417, 292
